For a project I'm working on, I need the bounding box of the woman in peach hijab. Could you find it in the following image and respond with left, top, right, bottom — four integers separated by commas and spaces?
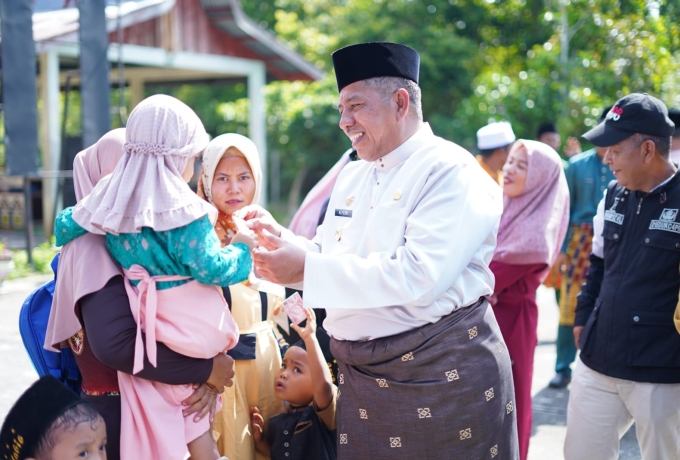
198, 133, 286, 460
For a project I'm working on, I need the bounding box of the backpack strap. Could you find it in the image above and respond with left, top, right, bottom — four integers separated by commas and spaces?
260, 291, 268, 322
223, 286, 232, 311
60, 348, 82, 393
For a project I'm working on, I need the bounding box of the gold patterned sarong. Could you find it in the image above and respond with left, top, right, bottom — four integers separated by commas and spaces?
559, 224, 593, 326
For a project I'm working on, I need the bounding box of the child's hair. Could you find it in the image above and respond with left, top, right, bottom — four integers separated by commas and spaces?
290, 327, 339, 384
33, 402, 103, 458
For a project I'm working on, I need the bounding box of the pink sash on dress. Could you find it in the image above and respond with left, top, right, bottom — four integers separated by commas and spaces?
118, 265, 239, 460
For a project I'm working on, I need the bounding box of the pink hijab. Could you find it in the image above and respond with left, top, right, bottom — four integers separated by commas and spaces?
45, 129, 126, 351
493, 139, 569, 280
288, 149, 353, 238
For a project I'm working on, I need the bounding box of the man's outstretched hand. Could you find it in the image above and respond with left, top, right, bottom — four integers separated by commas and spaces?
251, 230, 306, 285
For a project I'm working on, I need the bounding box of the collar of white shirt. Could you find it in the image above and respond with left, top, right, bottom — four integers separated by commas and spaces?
373, 123, 434, 172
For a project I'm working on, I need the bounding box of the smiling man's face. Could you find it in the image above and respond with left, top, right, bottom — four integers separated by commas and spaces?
337, 80, 402, 162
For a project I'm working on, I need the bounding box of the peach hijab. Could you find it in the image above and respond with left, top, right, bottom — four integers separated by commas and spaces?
197, 133, 262, 246
45, 129, 126, 350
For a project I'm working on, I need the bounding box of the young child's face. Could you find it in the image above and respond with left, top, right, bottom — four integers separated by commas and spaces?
40, 415, 107, 460
275, 346, 315, 407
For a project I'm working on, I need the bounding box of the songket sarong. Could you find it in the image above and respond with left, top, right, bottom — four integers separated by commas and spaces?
330, 299, 519, 460
559, 223, 593, 326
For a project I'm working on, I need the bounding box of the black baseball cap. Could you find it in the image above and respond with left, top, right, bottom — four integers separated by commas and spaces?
582, 93, 675, 147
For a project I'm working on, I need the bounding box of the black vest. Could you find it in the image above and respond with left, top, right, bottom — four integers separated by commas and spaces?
580, 173, 680, 383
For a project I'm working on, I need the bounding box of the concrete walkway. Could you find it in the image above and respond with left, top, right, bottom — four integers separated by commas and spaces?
0, 275, 642, 459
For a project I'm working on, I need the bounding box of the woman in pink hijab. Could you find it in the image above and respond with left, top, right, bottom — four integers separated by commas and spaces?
46, 128, 228, 460
490, 139, 569, 460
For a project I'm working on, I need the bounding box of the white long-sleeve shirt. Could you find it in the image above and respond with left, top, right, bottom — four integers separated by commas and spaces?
283, 124, 503, 341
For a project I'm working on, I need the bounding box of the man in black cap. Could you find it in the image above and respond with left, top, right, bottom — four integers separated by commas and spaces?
564, 93, 680, 460
236, 42, 518, 459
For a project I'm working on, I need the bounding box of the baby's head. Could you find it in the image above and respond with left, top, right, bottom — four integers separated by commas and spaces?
275, 344, 315, 407
0, 376, 107, 460
124, 94, 209, 184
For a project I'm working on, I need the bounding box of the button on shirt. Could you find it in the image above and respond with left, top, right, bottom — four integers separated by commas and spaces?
282, 124, 503, 341
267, 387, 337, 460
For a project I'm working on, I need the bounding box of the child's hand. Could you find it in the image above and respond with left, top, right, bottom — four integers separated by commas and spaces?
290, 307, 317, 341
250, 406, 271, 455
232, 230, 258, 250
250, 407, 264, 442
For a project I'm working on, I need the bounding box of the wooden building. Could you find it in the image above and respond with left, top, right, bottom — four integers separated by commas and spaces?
29, 0, 322, 232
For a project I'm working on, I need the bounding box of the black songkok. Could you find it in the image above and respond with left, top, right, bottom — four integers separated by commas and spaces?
332, 42, 420, 92
0, 376, 83, 460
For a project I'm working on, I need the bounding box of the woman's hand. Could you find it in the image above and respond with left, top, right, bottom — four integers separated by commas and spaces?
234, 205, 283, 238
182, 383, 219, 422
206, 352, 235, 392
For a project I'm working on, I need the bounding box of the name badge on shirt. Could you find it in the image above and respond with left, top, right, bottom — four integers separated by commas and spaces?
649, 208, 680, 233
335, 209, 353, 218
604, 197, 624, 225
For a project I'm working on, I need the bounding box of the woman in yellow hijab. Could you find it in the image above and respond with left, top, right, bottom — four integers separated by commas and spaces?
198, 133, 286, 460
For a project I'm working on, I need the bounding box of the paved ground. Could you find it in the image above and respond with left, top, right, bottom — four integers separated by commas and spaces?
0, 275, 642, 458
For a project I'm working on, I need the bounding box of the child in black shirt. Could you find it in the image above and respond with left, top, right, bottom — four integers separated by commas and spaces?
250, 307, 337, 460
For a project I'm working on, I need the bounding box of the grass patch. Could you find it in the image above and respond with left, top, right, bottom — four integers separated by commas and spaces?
8, 238, 58, 279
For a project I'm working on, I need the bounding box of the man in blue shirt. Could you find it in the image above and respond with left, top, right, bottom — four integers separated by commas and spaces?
549, 108, 614, 389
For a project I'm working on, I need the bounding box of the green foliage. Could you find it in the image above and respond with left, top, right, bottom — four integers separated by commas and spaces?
50, 0, 673, 218
9, 238, 59, 279
217, 75, 349, 201
244, 0, 680, 159
145, 83, 248, 137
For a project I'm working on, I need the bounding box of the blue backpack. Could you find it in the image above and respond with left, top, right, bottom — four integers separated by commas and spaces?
19, 253, 81, 393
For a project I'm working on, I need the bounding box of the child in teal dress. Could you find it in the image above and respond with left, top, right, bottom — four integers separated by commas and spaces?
55, 95, 256, 460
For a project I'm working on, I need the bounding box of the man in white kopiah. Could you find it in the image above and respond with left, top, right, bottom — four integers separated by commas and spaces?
476, 121, 516, 185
